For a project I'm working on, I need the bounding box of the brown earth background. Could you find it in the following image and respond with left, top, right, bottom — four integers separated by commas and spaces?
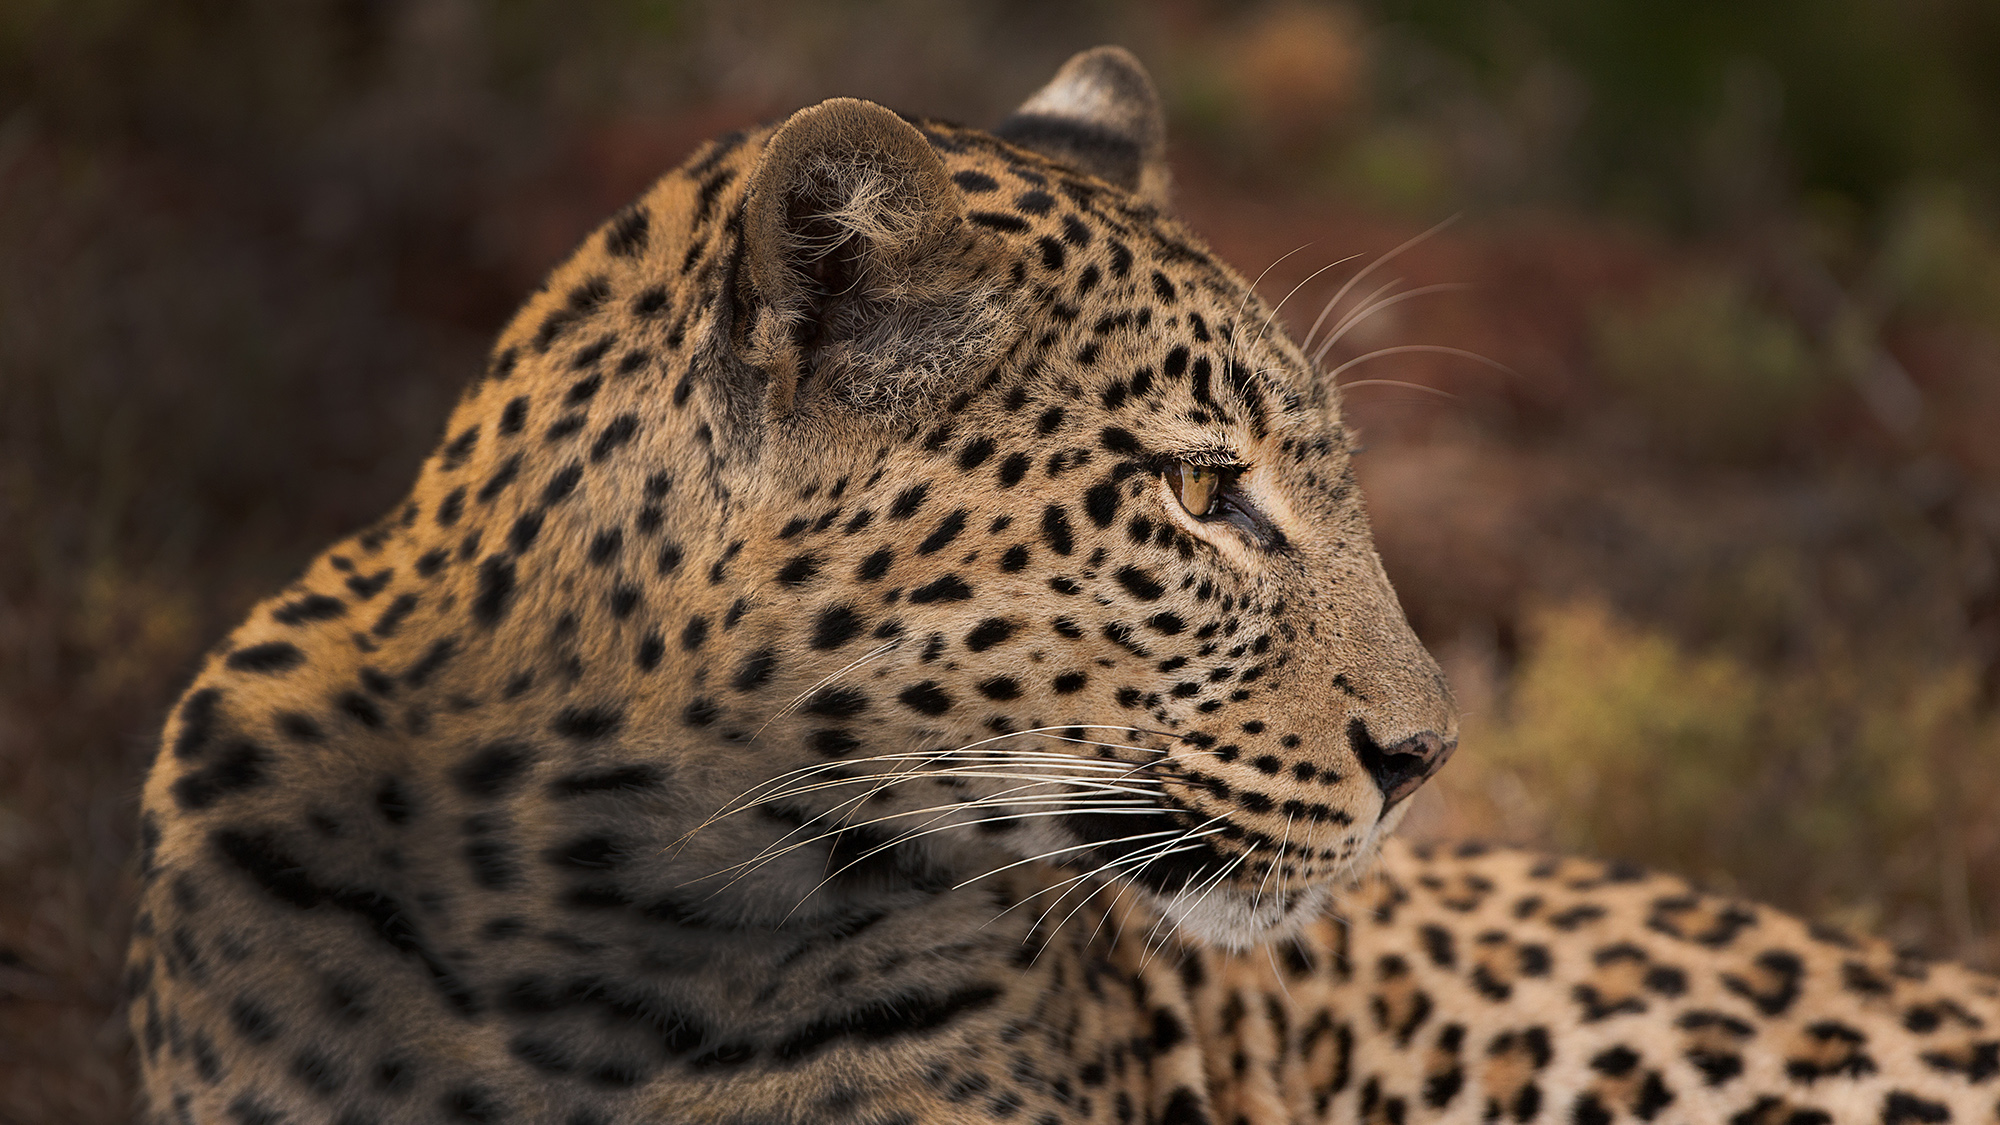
6, 1, 2000, 1119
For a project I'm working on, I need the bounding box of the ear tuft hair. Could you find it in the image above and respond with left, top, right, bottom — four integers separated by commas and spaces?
997, 46, 1170, 206
743, 98, 1012, 416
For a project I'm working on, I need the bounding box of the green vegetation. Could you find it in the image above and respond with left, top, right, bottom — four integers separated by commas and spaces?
1593, 271, 1822, 459
1445, 599, 1998, 958
1363, 0, 2000, 224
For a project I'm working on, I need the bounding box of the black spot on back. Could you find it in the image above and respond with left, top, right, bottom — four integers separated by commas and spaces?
454, 744, 534, 798
553, 707, 623, 741
226, 642, 305, 674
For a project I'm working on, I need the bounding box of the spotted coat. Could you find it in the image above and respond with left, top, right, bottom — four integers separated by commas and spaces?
128, 46, 2000, 1125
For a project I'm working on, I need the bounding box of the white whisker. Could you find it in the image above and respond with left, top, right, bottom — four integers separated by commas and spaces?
1314, 282, 1471, 364
1337, 379, 1461, 400
1327, 345, 1516, 383
753, 639, 902, 739
778, 801, 1166, 924
1040, 811, 1234, 951
951, 829, 1182, 890
1254, 253, 1362, 353
1186, 845, 1254, 918
755, 760, 1164, 806
1139, 845, 1254, 972
1312, 214, 1459, 353
1261, 814, 1298, 1000
994, 819, 1231, 932
1054, 812, 1233, 948
1254, 814, 1294, 915
675, 727, 1174, 849
1023, 835, 1220, 946
1315, 276, 1403, 363
711, 754, 1174, 881
1235, 242, 1315, 331
703, 780, 1160, 888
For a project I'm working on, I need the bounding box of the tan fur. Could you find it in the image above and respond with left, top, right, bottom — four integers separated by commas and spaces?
126, 48, 1999, 1125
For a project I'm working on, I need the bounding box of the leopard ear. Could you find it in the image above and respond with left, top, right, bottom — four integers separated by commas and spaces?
741, 97, 1005, 417
996, 46, 1170, 206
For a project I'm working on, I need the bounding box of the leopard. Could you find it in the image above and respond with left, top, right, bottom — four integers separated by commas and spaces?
126, 44, 2000, 1125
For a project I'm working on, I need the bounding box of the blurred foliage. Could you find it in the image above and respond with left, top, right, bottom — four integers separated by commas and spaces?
1876, 183, 2000, 331
1361, 0, 2000, 224
1593, 270, 1823, 460
1441, 600, 1999, 958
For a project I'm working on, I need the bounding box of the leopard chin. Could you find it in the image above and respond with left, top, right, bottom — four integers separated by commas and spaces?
1136, 796, 1410, 950
1148, 880, 1333, 952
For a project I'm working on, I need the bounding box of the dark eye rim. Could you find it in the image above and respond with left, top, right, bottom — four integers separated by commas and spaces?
1164, 461, 1238, 517
1156, 456, 1288, 552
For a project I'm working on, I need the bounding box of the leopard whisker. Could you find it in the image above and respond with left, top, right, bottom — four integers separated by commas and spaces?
742, 761, 1164, 827
678, 729, 1169, 848
695, 727, 1175, 841
1336, 379, 1461, 401
753, 638, 902, 739
676, 749, 1166, 866
1254, 813, 1295, 916
756, 754, 1168, 802
710, 802, 1148, 907
1314, 281, 1471, 365
1313, 275, 1401, 360
1025, 731, 1183, 760
949, 829, 1182, 891
1253, 253, 1362, 353
700, 780, 1162, 891
1234, 241, 1316, 332
764, 797, 1171, 920
942, 724, 1173, 757
680, 763, 1052, 876
1022, 836, 1220, 947
1146, 842, 1245, 949
1327, 344, 1515, 384
1138, 844, 1254, 972
993, 819, 1231, 933
1074, 811, 1232, 954
1301, 259, 1367, 355
1028, 811, 1233, 942
990, 842, 1193, 932
1260, 814, 1298, 1000
780, 802, 1170, 923
1040, 828, 1232, 954
1084, 864, 1143, 950
700, 775, 1160, 888
674, 724, 1196, 878
1312, 214, 1458, 350
1185, 845, 1255, 919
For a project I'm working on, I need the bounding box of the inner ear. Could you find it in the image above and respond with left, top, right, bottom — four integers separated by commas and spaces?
779, 176, 870, 356
741, 97, 974, 415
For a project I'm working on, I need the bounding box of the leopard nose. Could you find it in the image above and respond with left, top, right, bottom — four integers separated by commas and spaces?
1348, 719, 1455, 811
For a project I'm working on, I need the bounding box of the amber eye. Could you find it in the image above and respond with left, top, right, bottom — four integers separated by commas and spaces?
1166, 461, 1225, 517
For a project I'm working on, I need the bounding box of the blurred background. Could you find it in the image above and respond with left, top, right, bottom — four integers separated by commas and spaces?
5, 0, 2000, 1117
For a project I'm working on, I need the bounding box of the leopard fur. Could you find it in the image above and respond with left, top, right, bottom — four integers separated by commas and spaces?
127, 46, 2000, 1125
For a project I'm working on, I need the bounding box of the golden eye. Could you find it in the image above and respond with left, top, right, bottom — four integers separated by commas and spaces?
1166, 461, 1222, 517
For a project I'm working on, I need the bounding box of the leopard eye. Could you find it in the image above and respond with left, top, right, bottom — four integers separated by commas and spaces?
1166, 461, 1224, 517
